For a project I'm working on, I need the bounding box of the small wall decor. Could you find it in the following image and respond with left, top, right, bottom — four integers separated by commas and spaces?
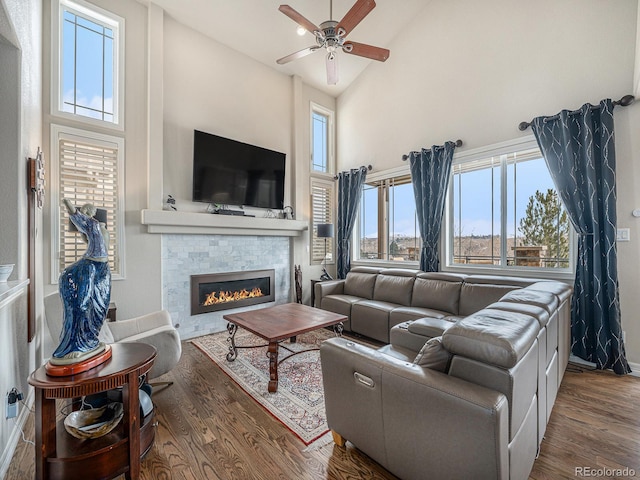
164, 194, 177, 211
27, 148, 44, 342
29, 147, 45, 208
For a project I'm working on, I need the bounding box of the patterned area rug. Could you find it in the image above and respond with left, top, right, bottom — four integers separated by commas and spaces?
191, 327, 339, 447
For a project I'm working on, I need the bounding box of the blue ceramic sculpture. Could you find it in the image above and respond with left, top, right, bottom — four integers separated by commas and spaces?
50, 199, 111, 365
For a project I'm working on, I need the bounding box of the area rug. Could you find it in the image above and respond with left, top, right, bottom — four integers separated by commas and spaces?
191, 327, 339, 447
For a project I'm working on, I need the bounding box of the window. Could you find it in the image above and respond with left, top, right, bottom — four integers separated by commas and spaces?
448, 138, 571, 272
310, 103, 335, 264
311, 103, 334, 174
52, 0, 124, 127
311, 179, 334, 264
51, 125, 125, 280
357, 172, 421, 263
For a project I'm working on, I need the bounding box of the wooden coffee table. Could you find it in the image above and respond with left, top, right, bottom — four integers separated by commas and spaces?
223, 303, 346, 393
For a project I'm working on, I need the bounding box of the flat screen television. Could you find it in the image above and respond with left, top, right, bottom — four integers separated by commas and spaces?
192, 130, 286, 210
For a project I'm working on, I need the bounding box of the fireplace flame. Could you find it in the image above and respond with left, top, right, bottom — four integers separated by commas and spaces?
203, 287, 264, 306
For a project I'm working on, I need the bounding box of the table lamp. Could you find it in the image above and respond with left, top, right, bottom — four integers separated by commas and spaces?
317, 223, 334, 280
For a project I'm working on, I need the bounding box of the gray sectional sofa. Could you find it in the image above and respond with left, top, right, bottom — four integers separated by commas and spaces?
316, 267, 572, 480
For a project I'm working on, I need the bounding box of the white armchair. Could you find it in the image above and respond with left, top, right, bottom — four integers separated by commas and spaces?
44, 293, 181, 385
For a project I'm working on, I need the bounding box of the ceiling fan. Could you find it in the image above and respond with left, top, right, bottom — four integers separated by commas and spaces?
276, 0, 390, 85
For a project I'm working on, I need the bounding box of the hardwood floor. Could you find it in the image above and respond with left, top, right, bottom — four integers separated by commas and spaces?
6, 343, 640, 479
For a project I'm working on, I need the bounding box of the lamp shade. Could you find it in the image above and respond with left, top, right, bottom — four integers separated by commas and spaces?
317, 223, 334, 238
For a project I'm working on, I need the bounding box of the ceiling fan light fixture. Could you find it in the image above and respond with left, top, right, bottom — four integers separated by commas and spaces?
277, 0, 389, 85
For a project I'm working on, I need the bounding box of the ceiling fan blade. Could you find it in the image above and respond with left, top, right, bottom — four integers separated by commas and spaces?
278, 5, 321, 34
326, 53, 338, 85
343, 41, 390, 62
336, 0, 376, 37
276, 46, 320, 65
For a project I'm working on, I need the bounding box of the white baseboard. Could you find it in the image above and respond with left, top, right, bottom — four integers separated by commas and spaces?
627, 361, 640, 377
569, 354, 640, 377
0, 388, 34, 480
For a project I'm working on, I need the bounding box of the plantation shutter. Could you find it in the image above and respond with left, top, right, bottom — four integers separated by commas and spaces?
311, 179, 334, 263
58, 136, 120, 275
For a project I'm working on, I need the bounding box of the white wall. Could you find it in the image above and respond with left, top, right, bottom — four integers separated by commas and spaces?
0, 0, 42, 474
336, 0, 640, 365
161, 15, 336, 307
42, 0, 161, 320
162, 14, 293, 211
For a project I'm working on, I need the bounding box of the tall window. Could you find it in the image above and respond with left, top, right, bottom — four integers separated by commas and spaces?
51, 125, 125, 280
357, 173, 421, 263
311, 103, 334, 174
448, 140, 571, 272
52, 0, 124, 127
310, 103, 335, 264
311, 179, 334, 264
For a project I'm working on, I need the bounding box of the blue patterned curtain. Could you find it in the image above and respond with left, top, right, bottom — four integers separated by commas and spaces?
531, 99, 630, 374
337, 166, 368, 279
409, 142, 457, 272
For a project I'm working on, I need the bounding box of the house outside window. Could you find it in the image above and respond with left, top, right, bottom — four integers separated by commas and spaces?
310, 103, 335, 264
52, 0, 124, 129
446, 137, 572, 275
51, 124, 125, 280
356, 169, 421, 264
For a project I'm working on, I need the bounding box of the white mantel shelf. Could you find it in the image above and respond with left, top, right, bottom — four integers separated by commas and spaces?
140, 209, 309, 236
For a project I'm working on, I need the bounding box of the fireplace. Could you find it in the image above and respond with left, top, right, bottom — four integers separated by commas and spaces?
190, 269, 275, 315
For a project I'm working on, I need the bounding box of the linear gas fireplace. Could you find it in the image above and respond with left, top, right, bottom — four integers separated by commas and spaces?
190, 269, 275, 315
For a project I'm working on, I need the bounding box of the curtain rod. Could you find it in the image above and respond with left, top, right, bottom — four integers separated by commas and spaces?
402, 139, 463, 161
518, 94, 635, 131
334, 164, 372, 180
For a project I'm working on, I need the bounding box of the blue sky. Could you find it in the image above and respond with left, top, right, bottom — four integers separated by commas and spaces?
361, 156, 556, 238
62, 10, 113, 120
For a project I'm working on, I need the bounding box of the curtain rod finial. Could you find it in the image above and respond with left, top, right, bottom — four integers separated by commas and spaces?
617, 94, 635, 107
518, 121, 531, 131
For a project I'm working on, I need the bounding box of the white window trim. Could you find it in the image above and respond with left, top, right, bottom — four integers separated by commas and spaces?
51, 0, 125, 130
310, 102, 335, 176
442, 135, 575, 280
352, 164, 422, 268
50, 124, 126, 282
310, 177, 336, 265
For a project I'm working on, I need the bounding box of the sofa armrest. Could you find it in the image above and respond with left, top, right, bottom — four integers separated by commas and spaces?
320, 337, 509, 480
314, 279, 345, 307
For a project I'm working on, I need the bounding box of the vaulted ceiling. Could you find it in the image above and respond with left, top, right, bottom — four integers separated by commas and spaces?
149, 0, 428, 96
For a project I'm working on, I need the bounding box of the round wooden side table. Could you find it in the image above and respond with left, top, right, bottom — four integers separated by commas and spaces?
28, 343, 157, 480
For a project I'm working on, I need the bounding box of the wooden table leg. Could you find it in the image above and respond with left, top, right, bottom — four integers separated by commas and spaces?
268, 341, 279, 393
124, 372, 140, 480
34, 389, 55, 480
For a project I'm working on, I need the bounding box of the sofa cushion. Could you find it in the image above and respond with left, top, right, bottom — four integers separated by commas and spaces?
411, 277, 463, 314
413, 336, 452, 372
344, 272, 378, 299
458, 283, 521, 316
389, 306, 448, 326
499, 288, 560, 315
443, 308, 539, 368
351, 300, 398, 343
408, 317, 456, 338
527, 281, 573, 303
373, 273, 415, 305
320, 295, 361, 330
489, 301, 550, 328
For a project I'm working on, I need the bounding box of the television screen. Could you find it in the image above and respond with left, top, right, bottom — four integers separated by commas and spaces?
192, 130, 286, 210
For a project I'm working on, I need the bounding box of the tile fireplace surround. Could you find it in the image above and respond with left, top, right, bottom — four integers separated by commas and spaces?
143, 210, 307, 340
162, 234, 290, 339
